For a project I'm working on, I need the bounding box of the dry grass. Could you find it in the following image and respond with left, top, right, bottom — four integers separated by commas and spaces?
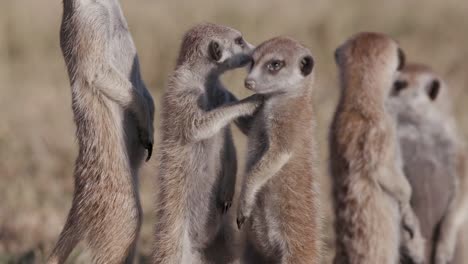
1, 0, 468, 263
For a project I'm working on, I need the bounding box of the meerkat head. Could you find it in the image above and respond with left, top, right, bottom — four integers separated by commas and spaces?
244, 37, 314, 95
176, 23, 254, 72
391, 63, 442, 100
334, 32, 405, 94
390, 63, 449, 111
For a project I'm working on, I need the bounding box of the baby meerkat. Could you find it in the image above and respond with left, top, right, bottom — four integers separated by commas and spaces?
387, 63, 466, 263
236, 37, 321, 264
330, 32, 425, 264
153, 23, 262, 264
48, 0, 154, 263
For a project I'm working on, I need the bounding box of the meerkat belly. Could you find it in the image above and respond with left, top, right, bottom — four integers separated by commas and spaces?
186, 135, 224, 247
400, 132, 456, 243
249, 181, 285, 256
72, 87, 132, 188
108, 29, 136, 77
252, 161, 316, 253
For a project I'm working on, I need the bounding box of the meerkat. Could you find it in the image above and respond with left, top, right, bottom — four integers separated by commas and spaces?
153, 23, 263, 264
234, 37, 321, 264
47, 0, 154, 263
330, 32, 425, 264
386, 63, 467, 263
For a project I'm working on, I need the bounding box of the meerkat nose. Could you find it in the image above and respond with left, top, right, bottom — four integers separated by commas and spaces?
245, 79, 256, 90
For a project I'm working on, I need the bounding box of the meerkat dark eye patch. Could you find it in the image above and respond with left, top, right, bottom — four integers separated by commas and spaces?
235, 36, 245, 48
300, 56, 314, 76
209, 41, 222, 62
266, 59, 285, 73
397, 48, 406, 71
393, 80, 408, 95
427, 79, 440, 101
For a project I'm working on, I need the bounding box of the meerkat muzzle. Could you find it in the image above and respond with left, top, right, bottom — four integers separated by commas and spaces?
245, 79, 256, 90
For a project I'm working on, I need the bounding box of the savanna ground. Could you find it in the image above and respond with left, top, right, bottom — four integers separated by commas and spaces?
1, 0, 468, 263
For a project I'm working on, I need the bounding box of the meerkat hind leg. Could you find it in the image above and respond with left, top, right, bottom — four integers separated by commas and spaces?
47, 210, 83, 264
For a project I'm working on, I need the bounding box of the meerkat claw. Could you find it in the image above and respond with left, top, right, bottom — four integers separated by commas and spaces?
222, 202, 232, 214
237, 216, 246, 230
146, 143, 153, 162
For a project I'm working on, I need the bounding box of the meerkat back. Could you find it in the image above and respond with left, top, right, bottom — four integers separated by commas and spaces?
48, 1, 154, 263
330, 33, 425, 264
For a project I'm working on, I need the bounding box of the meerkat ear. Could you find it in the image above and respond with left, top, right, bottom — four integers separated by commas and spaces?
300, 55, 314, 76
427, 79, 440, 101
209, 41, 223, 62
334, 48, 340, 64
397, 48, 406, 71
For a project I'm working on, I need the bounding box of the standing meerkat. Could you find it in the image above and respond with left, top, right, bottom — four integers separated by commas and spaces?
47, 0, 154, 263
235, 37, 321, 264
153, 23, 262, 264
330, 32, 425, 264
387, 63, 467, 263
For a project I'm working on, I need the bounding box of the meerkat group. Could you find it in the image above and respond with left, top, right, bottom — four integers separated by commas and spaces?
48, 1, 467, 263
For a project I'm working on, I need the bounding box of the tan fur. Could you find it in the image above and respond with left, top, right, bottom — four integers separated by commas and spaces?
330, 32, 424, 264
152, 23, 261, 264
47, 0, 154, 263
236, 37, 321, 264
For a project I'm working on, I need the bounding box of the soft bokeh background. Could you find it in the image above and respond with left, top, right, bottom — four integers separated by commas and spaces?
1, 0, 468, 263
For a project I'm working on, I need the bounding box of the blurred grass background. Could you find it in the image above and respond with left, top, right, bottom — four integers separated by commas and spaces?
1, 0, 468, 263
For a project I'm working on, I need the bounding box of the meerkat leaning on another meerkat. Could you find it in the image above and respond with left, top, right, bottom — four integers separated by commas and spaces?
235, 37, 321, 264
330, 32, 425, 264
153, 23, 263, 264
48, 0, 154, 263
387, 63, 468, 263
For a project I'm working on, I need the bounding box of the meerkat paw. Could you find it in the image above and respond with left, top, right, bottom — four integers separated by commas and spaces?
401, 222, 426, 264
240, 94, 265, 114
236, 213, 246, 230
138, 122, 154, 161
236, 202, 253, 230
434, 239, 456, 264
218, 188, 234, 214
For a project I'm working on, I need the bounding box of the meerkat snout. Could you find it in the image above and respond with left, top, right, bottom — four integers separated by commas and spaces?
244, 79, 256, 90
206, 31, 255, 69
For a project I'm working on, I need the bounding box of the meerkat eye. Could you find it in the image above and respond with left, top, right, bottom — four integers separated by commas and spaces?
235, 37, 245, 48
393, 80, 408, 94
266, 60, 284, 73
